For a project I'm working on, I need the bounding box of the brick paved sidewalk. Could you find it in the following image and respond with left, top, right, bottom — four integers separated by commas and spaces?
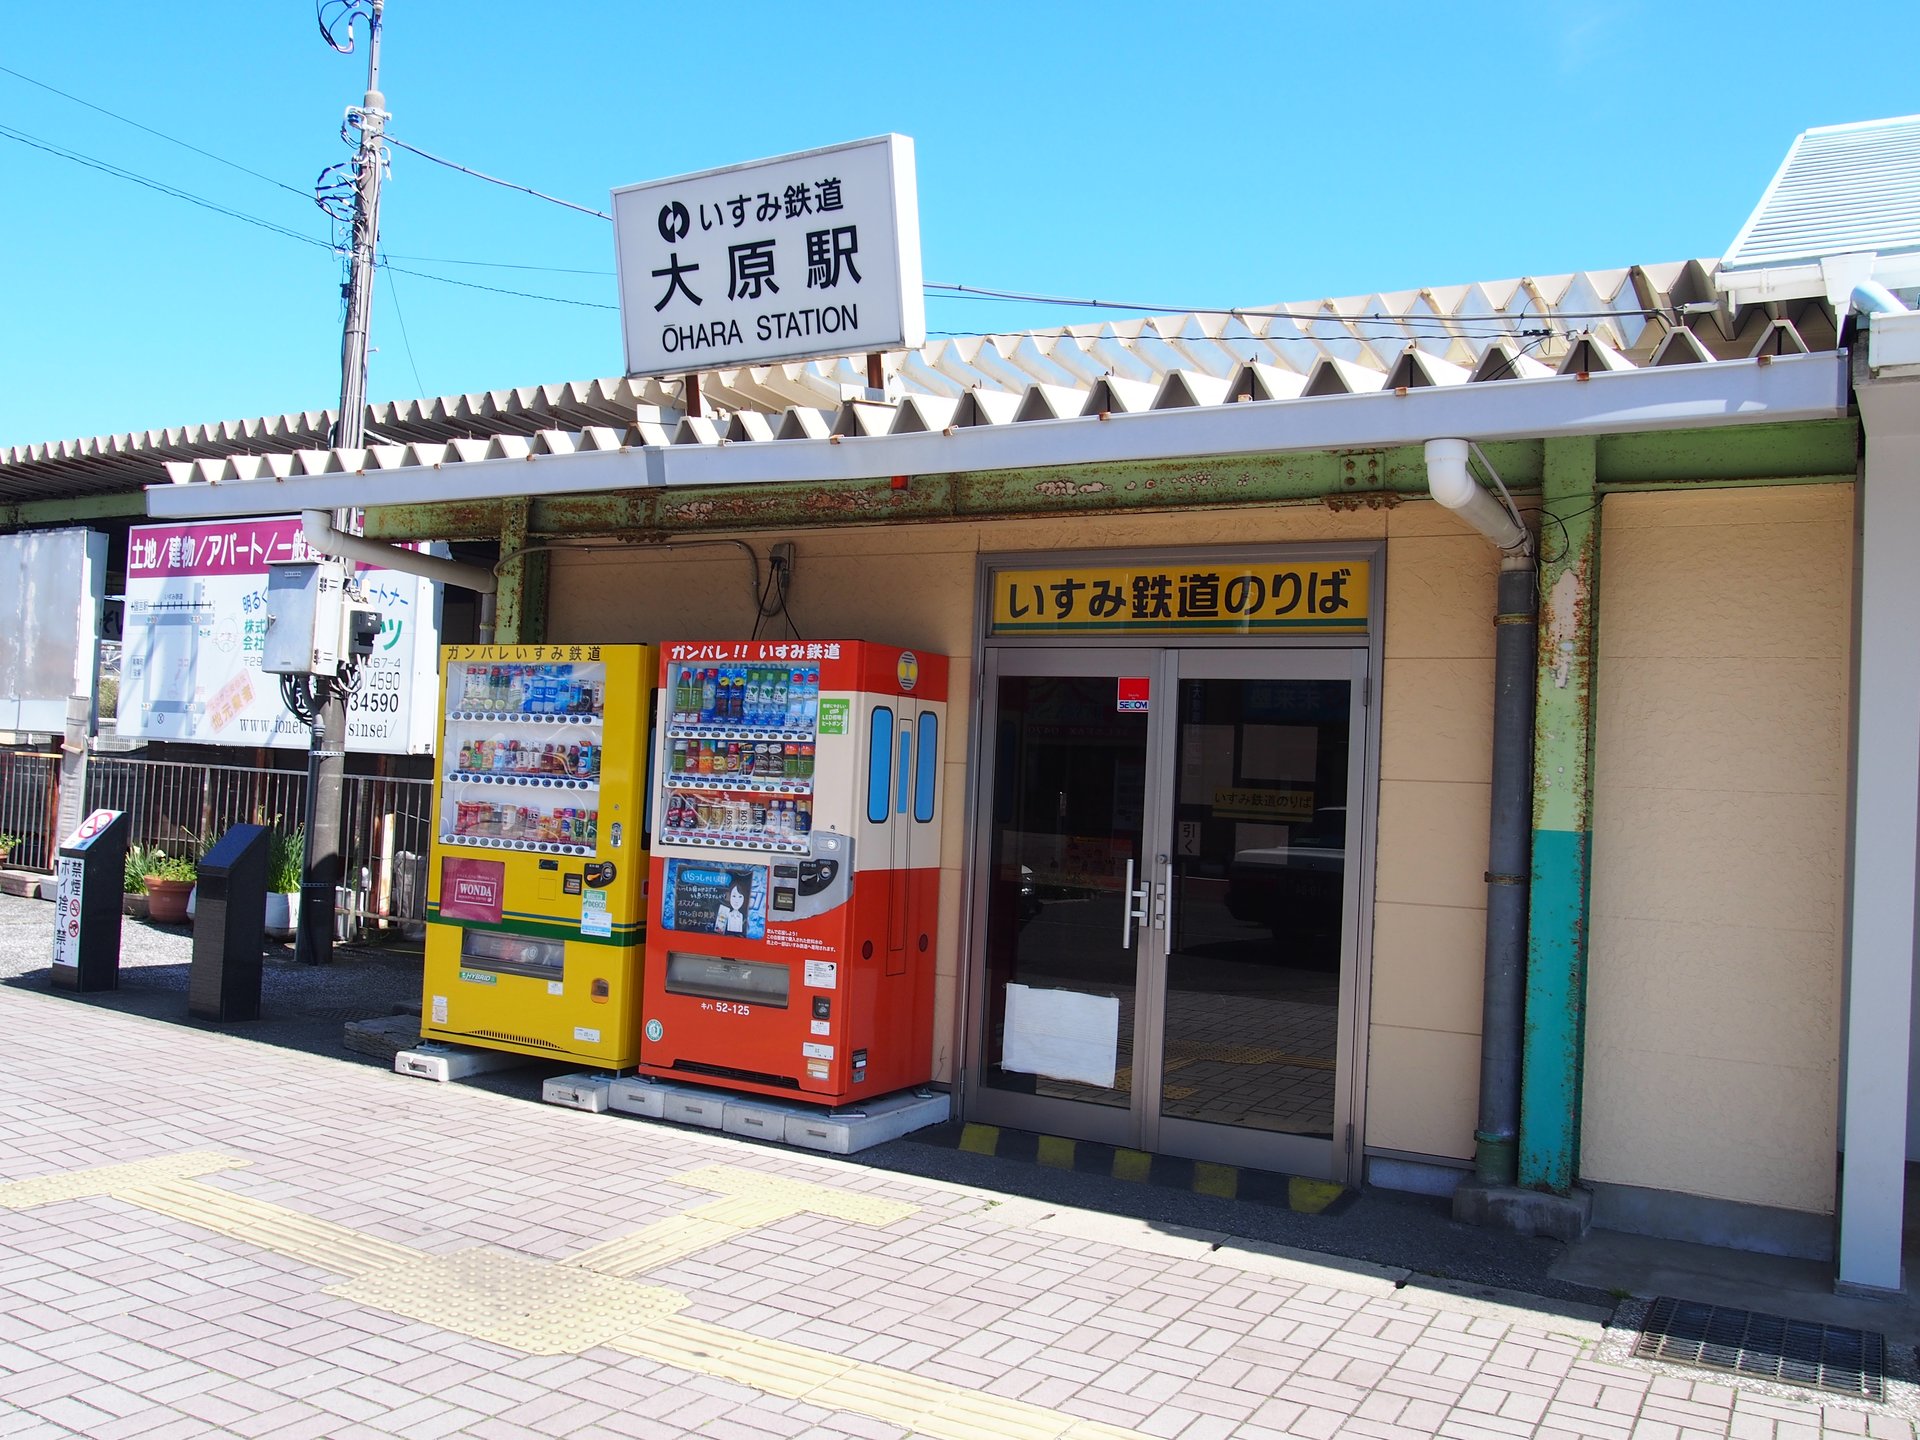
0, 981, 1911, 1440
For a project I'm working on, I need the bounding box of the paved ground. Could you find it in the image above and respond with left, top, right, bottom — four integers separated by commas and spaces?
1, 893, 1915, 1439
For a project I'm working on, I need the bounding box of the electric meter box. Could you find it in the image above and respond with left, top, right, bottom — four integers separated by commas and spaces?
262, 560, 347, 675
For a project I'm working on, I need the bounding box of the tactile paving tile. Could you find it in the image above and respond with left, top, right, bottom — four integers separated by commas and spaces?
672, 1164, 917, 1224
328, 1248, 685, 1355
134, 1179, 420, 1278
616, 1317, 1154, 1440
0, 1151, 248, 1208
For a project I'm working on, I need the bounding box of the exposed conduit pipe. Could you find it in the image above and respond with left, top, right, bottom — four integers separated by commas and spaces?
1425, 438, 1536, 1190
300, 509, 498, 595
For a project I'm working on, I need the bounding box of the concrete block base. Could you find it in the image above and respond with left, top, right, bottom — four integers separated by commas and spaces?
607, 1076, 668, 1118
393, 1041, 525, 1083
783, 1090, 950, 1154
608, 1075, 950, 1154
1452, 1182, 1593, 1242
542, 1074, 611, 1112
1835, 1274, 1906, 1301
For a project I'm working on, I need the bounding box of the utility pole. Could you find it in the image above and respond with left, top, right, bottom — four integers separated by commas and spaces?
299, 0, 387, 964
335, 0, 385, 453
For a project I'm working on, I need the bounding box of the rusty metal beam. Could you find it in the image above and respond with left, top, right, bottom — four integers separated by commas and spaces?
0, 491, 151, 529
362, 499, 515, 542
1596, 417, 1856, 487
350, 422, 1852, 545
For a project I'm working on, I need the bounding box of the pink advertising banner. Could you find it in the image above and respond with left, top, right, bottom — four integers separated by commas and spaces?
439, 857, 506, 924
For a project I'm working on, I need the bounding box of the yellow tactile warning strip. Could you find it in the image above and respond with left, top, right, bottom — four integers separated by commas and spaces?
328, 1249, 685, 1355
0, 1152, 1165, 1440
671, 1163, 920, 1224
616, 1318, 1149, 1440
133, 1178, 421, 1278
0, 1149, 246, 1207
564, 1165, 916, 1277
939, 1126, 1359, 1216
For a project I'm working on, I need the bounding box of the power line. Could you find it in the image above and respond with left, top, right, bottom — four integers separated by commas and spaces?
3, 99, 1639, 338
385, 135, 611, 219
383, 251, 615, 276
375, 258, 616, 309
0, 62, 313, 202
0, 118, 616, 310
0, 123, 335, 253
926, 281, 1663, 326
382, 265, 429, 397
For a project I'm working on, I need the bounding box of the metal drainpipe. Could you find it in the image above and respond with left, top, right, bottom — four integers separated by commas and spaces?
1479, 555, 1538, 1186
1424, 439, 1536, 1189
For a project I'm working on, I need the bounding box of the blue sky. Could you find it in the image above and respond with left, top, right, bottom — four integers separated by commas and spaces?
3, 2, 1914, 447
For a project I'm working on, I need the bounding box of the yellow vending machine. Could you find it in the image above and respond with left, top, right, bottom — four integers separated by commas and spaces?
421, 643, 652, 1068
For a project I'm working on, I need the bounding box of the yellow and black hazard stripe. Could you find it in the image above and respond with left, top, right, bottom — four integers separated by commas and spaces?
946, 1124, 1354, 1216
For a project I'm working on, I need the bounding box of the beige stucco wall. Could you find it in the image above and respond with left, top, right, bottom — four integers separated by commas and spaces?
1367, 501, 1501, 1161
1583, 486, 1853, 1216
543, 499, 1494, 1153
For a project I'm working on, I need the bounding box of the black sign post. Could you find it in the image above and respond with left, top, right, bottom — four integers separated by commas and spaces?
189, 823, 270, 1022
49, 809, 129, 993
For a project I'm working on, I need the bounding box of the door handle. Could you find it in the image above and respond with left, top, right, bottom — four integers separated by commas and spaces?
1122, 858, 1150, 948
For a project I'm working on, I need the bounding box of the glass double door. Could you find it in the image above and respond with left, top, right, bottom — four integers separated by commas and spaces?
969, 646, 1367, 1180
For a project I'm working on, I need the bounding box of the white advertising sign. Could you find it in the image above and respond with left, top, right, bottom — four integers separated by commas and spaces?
612, 134, 924, 377
0, 528, 107, 735
119, 517, 439, 753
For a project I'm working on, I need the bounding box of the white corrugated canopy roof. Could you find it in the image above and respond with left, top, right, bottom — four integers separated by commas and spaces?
3, 259, 1843, 508
1724, 114, 1920, 271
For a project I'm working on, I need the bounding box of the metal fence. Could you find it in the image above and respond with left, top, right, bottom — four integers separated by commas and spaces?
0, 750, 60, 872
83, 757, 433, 940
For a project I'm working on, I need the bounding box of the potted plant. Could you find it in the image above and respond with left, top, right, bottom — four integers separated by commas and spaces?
139, 848, 197, 924
0, 833, 18, 868
123, 843, 151, 917
265, 827, 304, 940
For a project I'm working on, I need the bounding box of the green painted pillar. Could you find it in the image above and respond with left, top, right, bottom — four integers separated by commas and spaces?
1519, 435, 1600, 1194
491, 500, 547, 645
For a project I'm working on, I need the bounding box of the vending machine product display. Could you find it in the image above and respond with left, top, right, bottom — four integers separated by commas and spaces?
641, 640, 946, 1103
422, 643, 652, 1068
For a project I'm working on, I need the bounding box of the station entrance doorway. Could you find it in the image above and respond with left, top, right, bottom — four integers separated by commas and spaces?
966, 643, 1371, 1182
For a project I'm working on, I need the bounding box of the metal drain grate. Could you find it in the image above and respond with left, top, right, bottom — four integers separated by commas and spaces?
1634, 1296, 1886, 1400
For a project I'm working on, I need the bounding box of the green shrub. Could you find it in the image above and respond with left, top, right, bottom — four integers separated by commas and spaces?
267, 828, 305, 893
129, 845, 196, 884
124, 844, 155, 893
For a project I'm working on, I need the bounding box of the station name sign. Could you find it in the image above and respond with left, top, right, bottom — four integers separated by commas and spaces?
612, 134, 924, 377
989, 561, 1371, 636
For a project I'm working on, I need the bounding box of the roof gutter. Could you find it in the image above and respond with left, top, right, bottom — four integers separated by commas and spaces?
146, 352, 1849, 521
299, 509, 497, 593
